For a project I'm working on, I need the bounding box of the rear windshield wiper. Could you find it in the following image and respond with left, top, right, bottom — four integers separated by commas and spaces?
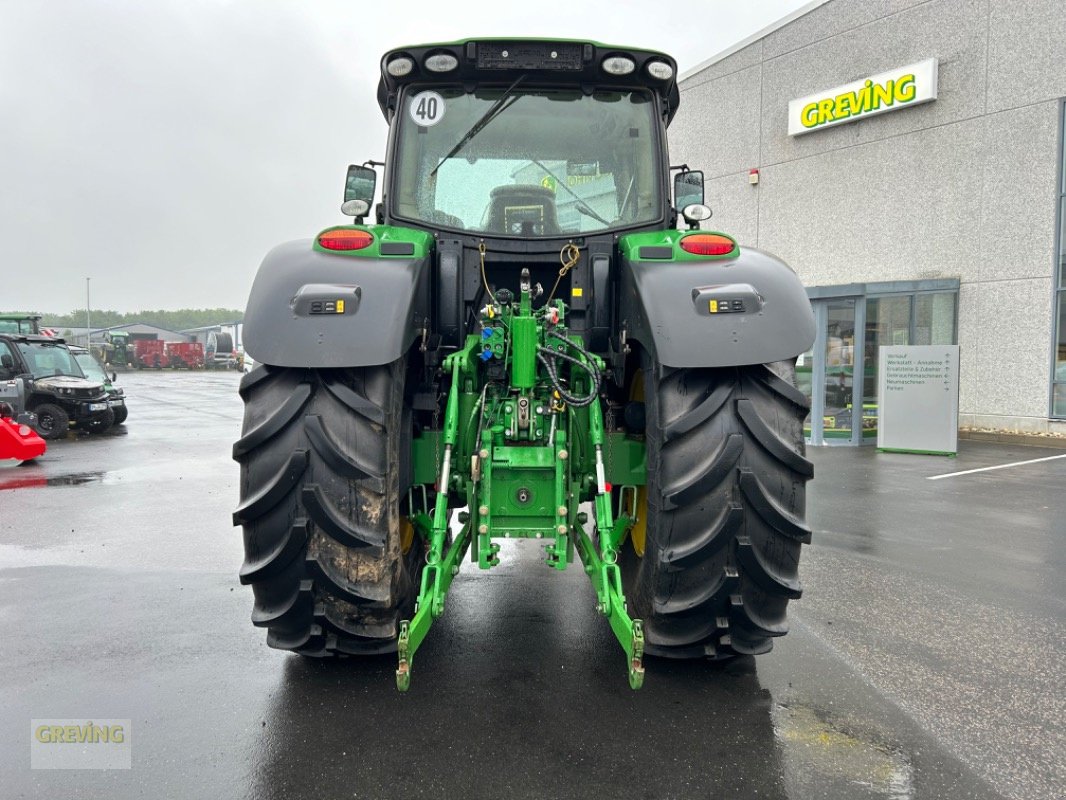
531, 159, 611, 226
430, 75, 526, 177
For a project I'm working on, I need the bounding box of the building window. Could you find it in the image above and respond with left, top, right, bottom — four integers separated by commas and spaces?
1054, 101, 1066, 418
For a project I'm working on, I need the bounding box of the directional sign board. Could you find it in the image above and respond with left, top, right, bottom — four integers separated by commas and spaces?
877, 345, 960, 456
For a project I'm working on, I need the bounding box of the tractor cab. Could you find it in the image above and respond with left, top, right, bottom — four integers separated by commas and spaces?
0, 314, 42, 335
370, 40, 681, 241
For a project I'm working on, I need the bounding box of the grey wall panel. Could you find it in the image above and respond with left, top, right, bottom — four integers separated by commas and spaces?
986, 0, 1066, 113
681, 40, 763, 89
703, 172, 761, 247
760, 0, 925, 60
973, 277, 1053, 417
757, 116, 986, 287
760, 0, 988, 167
979, 101, 1061, 282
672, 65, 763, 179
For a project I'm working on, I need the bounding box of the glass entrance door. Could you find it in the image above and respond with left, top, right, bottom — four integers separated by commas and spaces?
805, 297, 865, 446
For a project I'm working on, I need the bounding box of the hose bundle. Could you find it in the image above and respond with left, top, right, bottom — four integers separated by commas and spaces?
536, 330, 601, 407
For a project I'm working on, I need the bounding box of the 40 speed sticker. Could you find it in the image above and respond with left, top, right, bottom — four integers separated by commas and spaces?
409, 90, 445, 127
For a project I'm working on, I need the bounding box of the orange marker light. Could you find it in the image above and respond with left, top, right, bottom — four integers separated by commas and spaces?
679, 234, 735, 256
318, 229, 374, 251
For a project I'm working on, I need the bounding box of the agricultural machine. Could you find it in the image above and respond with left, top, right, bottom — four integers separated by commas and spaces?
104, 331, 133, 369
165, 342, 205, 369
0, 379, 47, 462
0, 314, 42, 335
133, 339, 165, 369
205, 330, 238, 369
235, 39, 816, 690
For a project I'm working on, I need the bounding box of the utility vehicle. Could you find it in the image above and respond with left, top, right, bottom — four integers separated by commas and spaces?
0, 334, 112, 438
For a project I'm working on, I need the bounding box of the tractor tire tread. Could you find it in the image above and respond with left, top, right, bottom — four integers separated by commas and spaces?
624, 356, 812, 660
234, 362, 420, 658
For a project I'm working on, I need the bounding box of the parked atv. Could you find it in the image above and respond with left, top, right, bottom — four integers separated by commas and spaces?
0, 334, 113, 438
70, 345, 128, 425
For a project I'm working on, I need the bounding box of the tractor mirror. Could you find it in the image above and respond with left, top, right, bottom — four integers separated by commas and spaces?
674, 170, 704, 210
342, 164, 377, 218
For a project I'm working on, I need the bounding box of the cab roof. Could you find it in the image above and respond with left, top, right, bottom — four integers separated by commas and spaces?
0, 333, 66, 344
376, 38, 680, 124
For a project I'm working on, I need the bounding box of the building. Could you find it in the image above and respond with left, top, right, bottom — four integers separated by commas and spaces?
670, 0, 1066, 443
74, 323, 191, 348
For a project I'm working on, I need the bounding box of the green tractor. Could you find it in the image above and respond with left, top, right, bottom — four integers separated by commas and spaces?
235, 39, 816, 691
104, 330, 132, 370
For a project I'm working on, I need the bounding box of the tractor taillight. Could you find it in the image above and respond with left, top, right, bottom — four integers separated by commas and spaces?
318, 229, 374, 251
679, 234, 736, 256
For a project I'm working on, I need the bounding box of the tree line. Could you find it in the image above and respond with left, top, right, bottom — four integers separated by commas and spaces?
4, 308, 244, 332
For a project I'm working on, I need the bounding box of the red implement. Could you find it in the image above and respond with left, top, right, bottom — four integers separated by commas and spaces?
133, 339, 165, 369
0, 416, 47, 462
165, 341, 205, 369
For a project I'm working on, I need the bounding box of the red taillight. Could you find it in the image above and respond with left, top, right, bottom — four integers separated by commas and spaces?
318, 229, 374, 251
679, 233, 736, 256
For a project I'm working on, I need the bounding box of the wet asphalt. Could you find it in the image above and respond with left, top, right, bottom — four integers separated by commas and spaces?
0, 371, 1062, 800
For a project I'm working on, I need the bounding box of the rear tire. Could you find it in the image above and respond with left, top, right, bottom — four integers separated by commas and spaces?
233, 359, 424, 656
33, 403, 69, 440
621, 351, 813, 659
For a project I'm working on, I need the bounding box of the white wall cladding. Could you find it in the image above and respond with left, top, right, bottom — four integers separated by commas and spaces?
674, 0, 1066, 429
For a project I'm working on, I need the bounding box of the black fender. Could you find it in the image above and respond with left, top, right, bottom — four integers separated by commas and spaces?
619, 246, 816, 368
243, 239, 432, 368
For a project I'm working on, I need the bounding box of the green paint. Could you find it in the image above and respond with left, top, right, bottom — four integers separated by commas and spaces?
619, 230, 740, 262
410, 431, 441, 485
313, 224, 434, 259
604, 432, 646, 485
397, 271, 645, 691
510, 315, 537, 389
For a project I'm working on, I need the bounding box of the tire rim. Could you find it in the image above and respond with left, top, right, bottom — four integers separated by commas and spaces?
399, 517, 415, 555
38, 413, 54, 433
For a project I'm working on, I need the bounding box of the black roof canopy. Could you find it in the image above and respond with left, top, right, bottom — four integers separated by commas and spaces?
376, 38, 681, 124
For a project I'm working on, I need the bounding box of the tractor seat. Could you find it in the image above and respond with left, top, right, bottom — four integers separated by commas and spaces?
485, 185, 560, 236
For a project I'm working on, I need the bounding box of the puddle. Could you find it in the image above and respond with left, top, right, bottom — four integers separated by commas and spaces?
772, 702, 914, 798
0, 471, 106, 491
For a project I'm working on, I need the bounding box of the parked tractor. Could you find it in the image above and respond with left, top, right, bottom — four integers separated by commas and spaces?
0, 314, 42, 335
235, 39, 816, 691
104, 330, 133, 369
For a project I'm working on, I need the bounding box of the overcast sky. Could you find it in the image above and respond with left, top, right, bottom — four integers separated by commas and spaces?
1, 0, 810, 313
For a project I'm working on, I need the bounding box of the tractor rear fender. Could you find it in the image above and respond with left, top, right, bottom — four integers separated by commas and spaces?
619, 244, 816, 369
243, 239, 432, 368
